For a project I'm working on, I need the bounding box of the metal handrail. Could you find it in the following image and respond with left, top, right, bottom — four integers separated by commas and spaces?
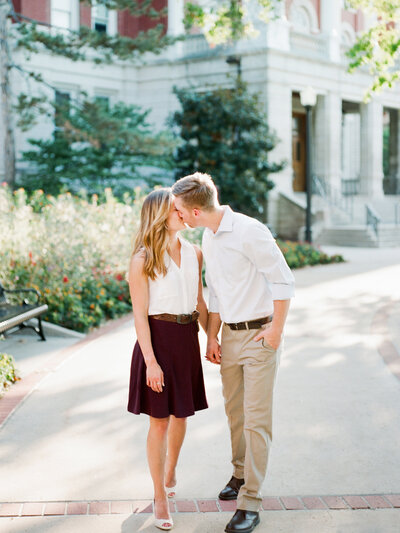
312, 175, 354, 220
366, 203, 381, 238
395, 204, 400, 226
341, 178, 360, 196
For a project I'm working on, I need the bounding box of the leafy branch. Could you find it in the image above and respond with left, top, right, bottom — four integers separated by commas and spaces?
346, 0, 400, 98
184, 0, 282, 45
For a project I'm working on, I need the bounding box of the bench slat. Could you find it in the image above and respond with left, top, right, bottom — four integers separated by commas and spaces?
0, 304, 39, 322
0, 305, 48, 333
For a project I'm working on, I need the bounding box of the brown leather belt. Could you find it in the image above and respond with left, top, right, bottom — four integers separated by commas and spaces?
150, 310, 200, 324
226, 315, 273, 331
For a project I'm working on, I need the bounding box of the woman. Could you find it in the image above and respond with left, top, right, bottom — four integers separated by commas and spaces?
127, 188, 208, 530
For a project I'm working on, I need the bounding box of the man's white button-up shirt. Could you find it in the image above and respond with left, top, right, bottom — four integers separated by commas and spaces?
202, 206, 295, 323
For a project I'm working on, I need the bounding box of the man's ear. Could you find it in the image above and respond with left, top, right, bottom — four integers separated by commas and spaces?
193, 208, 201, 217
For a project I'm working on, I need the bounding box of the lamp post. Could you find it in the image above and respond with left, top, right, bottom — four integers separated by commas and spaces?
226, 55, 242, 80
226, 55, 242, 145
300, 86, 317, 243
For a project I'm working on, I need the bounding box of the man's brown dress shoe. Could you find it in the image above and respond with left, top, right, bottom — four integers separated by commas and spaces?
218, 476, 245, 500
225, 510, 260, 533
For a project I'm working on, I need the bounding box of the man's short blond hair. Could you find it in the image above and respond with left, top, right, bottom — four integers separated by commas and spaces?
172, 172, 218, 211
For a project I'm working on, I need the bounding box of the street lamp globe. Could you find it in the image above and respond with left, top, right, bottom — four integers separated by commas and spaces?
300, 86, 317, 108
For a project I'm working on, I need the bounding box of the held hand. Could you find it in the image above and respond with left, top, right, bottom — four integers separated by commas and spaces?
146, 361, 164, 393
253, 326, 281, 351
206, 337, 221, 365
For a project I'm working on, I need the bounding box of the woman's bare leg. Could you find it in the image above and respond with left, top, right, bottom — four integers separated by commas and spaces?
147, 416, 170, 519
165, 416, 187, 489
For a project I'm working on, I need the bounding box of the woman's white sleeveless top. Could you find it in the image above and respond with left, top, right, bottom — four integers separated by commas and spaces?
148, 237, 199, 315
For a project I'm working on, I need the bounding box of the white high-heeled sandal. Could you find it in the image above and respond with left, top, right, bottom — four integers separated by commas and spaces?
154, 500, 174, 531
165, 485, 176, 499
154, 515, 173, 531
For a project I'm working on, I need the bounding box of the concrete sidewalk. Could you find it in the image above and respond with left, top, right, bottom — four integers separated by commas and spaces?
1, 246, 400, 532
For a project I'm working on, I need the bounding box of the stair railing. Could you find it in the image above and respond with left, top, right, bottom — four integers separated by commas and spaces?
395, 203, 400, 226
312, 175, 354, 220
366, 203, 381, 239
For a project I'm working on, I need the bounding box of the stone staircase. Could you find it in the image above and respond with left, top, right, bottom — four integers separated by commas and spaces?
314, 226, 378, 247
290, 191, 400, 247
314, 225, 400, 247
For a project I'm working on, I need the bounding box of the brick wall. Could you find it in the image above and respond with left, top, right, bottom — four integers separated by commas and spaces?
118, 10, 139, 38
342, 8, 364, 32
12, 0, 21, 14
80, 3, 91, 27
13, 0, 168, 35
118, 0, 167, 38
14, 0, 50, 23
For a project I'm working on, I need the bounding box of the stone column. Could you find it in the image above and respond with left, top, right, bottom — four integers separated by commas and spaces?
265, 1, 290, 52
314, 92, 342, 192
70, 0, 79, 30
265, 82, 292, 194
167, 0, 184, 57
168, 0, 184, 36
320, 0, 342, 62
389, 109, 400, 193
0, 119, 4, 181
388, 110, 398, 180
360, 101, 384, 196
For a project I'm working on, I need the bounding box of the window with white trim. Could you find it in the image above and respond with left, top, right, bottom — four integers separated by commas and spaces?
92, 2, 109, 33
51, 0, 72, 29
54, 90, 71, 135
95, 95, 110, 110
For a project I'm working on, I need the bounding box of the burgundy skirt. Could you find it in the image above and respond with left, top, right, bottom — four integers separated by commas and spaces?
127, 317, 208, 418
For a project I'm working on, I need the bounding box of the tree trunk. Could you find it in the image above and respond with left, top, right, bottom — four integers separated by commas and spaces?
0, 2, 16, 185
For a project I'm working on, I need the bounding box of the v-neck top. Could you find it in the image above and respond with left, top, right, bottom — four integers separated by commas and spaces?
148, 237, 199, 315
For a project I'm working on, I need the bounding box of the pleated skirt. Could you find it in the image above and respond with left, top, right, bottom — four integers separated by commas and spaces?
127, 317, 208, 418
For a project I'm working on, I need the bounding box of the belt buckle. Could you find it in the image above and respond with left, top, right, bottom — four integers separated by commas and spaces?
177, 313, 190, 324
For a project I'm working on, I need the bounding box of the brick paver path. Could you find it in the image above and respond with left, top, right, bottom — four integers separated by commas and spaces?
1, 495, 399, 517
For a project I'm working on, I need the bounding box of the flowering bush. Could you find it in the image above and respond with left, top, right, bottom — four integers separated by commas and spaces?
0, 353, 20, 395
276, 240, 344, 269
1, 184, 344, 333
1, 184, 142, 332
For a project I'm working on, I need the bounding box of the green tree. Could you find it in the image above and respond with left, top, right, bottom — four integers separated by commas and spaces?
0, 0, 180, 185
184, 0, 283, 44
170, 81, 284, 221
21, 98, 175, 195
345, 1, 400, 97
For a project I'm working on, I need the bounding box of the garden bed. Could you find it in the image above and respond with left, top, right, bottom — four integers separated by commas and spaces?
0, 353, 20, 395
1, 185, 344, 333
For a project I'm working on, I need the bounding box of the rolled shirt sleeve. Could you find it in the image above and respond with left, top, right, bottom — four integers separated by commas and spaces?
205, 268, 219, 312
243, 223, 295, 300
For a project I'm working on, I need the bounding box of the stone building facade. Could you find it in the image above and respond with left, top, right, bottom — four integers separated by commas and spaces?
3, 0, 400, 245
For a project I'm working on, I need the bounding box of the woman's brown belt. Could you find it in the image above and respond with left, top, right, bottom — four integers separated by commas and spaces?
150, 310, 200, 324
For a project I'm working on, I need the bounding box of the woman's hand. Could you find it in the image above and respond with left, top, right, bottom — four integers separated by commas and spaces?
206, 337, 221, 364
146, 361, 164, 393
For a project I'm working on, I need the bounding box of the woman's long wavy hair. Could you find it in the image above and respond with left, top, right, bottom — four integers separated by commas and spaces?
132, 188, 172, 280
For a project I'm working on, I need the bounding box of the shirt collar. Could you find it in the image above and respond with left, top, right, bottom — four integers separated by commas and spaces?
215, 206, 234, 235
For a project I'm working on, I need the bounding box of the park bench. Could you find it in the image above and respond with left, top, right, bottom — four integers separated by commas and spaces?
0, 282, 48, 341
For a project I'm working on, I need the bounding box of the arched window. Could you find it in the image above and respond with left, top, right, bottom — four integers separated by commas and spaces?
341, 22, 356, 47
289, 0, 319, 34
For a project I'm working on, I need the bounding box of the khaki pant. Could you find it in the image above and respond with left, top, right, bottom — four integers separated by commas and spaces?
220, 323, 281, 511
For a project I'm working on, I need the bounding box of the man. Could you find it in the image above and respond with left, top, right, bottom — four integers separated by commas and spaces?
172, 173, 294, 533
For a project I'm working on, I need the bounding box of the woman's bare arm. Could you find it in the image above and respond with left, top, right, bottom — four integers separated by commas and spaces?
128, 253, 164, 393
193, 245, 208, 333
